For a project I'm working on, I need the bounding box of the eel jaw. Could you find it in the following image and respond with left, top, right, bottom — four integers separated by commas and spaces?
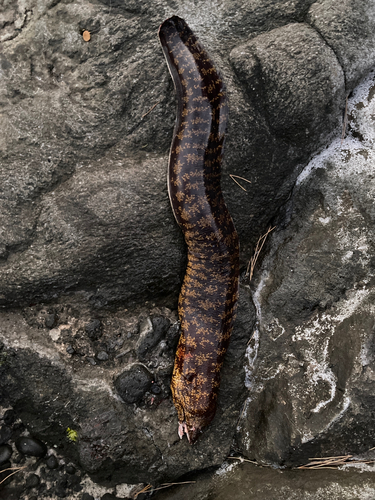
178, 421, 201, 444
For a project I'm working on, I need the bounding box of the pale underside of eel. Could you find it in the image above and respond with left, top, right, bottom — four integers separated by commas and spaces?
158, 16, 239, 444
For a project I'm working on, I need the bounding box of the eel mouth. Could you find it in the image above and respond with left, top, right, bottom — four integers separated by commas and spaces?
178, 421, 202, 444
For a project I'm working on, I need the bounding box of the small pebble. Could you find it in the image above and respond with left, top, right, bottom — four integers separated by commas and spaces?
3, 409, 16, 426
151, 383, 161, 395
46, 454, 59, 469
26, 473, 40, 488
0, 444, 12, 465
66, 464, 76, 474
87, 357, 97, 366
66, 344, 75, 355
15, 436, 47, 457
96, 351, 109, 361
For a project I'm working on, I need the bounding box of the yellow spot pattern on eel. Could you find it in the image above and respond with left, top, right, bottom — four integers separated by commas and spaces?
159, 16, 239, 444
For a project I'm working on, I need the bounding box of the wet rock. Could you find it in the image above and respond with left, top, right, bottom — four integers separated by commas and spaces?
0, 444, 12, 465
85, 320, 102, 341
46, 454, 59, 469
114, 364, 153, 404
238, 71, 375, 466
25, 473, 40, 488
15, 436, 47, 457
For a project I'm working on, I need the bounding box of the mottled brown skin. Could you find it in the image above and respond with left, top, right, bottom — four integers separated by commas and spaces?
159, 16, 239, 443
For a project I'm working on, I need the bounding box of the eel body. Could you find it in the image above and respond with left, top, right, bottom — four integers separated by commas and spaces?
158, 16, 239, 443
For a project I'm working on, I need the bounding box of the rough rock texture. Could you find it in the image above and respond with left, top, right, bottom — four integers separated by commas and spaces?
0, 289, 255, 485
1, 0, 375, 490
3, 0, 374, 305
237, 70, 375, 466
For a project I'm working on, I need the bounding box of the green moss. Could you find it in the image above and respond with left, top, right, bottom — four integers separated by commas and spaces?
66, 427, 78, 442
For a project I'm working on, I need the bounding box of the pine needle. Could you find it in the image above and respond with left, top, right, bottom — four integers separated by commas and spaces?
246, 226, 276, 280
229, 174, 252, 192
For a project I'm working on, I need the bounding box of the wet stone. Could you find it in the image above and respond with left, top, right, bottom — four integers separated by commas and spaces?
15, 436, 47, 457
114, 364, 153, 404
46, 454, 59, 469
0, 444, 12, 465
26, 473, 40, 488
96, 351, 109, 361
3, 409, 16, 426
85, 319, 102, 340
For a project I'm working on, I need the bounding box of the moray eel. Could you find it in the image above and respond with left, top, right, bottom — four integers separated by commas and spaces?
159, 16, 239, 443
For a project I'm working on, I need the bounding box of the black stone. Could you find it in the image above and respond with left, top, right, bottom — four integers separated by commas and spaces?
3, 409, 16, 426
46, 454, 59, 469
0, 444, 12, 465
0, 425, 12, 444
101, 494, 118, 500
26, 473, 40, 488
15, 436, 47, 457
85, 319, 102, 340
81, 493, 94, 500
114, 364, 153, 404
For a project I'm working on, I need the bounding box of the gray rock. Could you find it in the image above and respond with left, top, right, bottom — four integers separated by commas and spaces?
307, 0, 375, 90
230, 23, 344, 147
237, 70, 375, 466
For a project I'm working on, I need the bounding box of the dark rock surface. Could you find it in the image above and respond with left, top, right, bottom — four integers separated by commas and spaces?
237, 70, 375, 466
0, 0, 375, 494
154, 460, 375, 500
0, 290, 255, 485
